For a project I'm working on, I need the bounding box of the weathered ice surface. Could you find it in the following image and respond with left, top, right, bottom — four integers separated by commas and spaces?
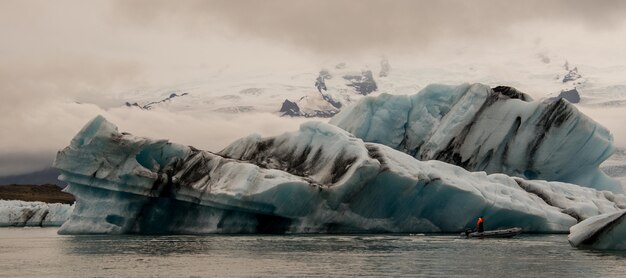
53, 116, 626, 234
330, 83, 621, 192
568, 209, 626, 250
0, 200, 73, 227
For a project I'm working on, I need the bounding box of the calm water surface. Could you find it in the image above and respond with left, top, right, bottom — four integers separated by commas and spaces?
0, 228, 624, 277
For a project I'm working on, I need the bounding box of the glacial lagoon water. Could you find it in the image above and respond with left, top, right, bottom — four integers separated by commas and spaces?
1, 228, 625, 277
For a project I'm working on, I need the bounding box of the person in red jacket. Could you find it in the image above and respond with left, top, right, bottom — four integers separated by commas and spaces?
476, 216, 485, 233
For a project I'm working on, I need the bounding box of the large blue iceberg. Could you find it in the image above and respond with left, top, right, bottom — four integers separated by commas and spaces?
330, 83, 621, 192
53, 116, 625, 234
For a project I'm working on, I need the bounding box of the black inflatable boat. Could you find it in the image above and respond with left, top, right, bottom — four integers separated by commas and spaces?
461, 227, 522, 238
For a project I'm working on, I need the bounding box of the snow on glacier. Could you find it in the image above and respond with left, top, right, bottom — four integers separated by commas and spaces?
568, 209, 626, 250
0, 200, 73, 227
53, 116, 626, 234
330, 83, 622, 193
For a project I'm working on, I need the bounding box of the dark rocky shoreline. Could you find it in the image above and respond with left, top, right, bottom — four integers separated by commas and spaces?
0, 184, 74, 204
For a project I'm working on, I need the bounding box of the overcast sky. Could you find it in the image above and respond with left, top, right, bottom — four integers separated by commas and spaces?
2, 0, 626, 177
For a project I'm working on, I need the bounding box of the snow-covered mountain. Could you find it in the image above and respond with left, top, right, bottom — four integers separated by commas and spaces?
111, 55, 626, 117
117, 61, 388, 119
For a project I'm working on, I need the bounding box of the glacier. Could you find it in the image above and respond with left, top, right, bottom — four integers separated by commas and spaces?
0, 200, 73, 227
53, 115, 626, 234
330, 83, 622, 193
568, 210, 626, 250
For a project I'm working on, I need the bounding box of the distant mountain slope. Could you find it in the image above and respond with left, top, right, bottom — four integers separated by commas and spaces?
0, 168, 63, 186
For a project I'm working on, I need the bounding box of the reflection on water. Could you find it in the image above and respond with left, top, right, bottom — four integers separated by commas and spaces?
1, 228, 624, 277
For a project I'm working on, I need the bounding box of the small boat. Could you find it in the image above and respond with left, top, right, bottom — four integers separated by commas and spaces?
461, 227, 522, 238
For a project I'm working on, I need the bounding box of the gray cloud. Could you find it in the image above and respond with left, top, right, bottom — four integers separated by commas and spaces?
0, 100, 311, 176
0, 0, 314, 176
113, 0, 626, 55
1, 0, 626, 178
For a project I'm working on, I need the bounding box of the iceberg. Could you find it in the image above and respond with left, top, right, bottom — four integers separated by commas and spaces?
330, 83, 621, 193
568, 210, 626, 250
0, 200, 73, 227
53, 116, 626, 234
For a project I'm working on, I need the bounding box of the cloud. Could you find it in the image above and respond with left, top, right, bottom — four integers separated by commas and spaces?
578, 106, 626, 150
113, 0, 626, 55
0, 0, 315, 176
0, 100, 311, 176
0, 101, 102, 176
103, 108, 310, 152
1, 0, 626, 178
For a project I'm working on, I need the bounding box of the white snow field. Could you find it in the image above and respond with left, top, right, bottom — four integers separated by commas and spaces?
53, 115, 625, 235
0, 200, 73, 227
